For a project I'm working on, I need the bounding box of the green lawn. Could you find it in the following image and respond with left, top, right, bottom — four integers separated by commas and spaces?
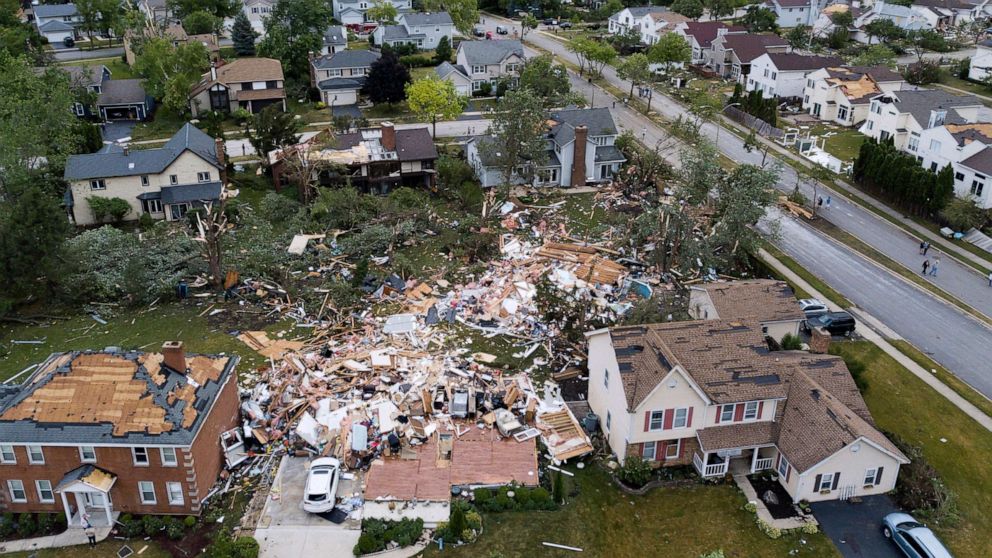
422, 466, 838, 558
6, 540, 171, 558
829, 341, 992, 558
58, 56, 135, 79
938, 71, 991, 101
130, 107, 189, 142
793, 123, 866, 163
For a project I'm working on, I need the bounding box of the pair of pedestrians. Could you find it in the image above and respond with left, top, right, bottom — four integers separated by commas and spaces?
922, 257, 940, 277
918, 240, 931, 255
817, 196, 832, 210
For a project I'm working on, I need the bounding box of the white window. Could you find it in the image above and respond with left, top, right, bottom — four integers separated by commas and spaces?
606, 410, 612, 431
763, 68, 769, 77
866, 120, 874, 131
197, 171, 210, 183
806, 79, 813, 88
27, 446, 44, 465
778, 455, 789, 477
971, 180, 984, 196
160, 447, 178, 467
139, 481, 156, 504
864, 467, 878, 486
166, 482, 184, 505
720, 405, 734, 422
672, 408, 688, 429
908, 133, 919, 152
818, 472, 834, 492
141, 175, 149, 186
36, 480, 54, 503
771, 71, 777, 80
471, 65, 485, 74
870, 101, 879, 114
642, 442, 656, 460
929, 139, 942, 151
649, 410, 664, 431
132, 447, 149, 466
7, 480, 26, 503
837, 105, 849, 122
665, 439, 681, 459
90, 179, 106, 190
170, 174, 178, 185
0, 445, 15, 464
743, 402, 759, 420
146, 199, 163, 213
79, 446, 97, 463
73, 102, 85, 116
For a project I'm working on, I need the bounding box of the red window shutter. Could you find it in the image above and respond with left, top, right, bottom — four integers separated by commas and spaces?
687, 407, 694, 428
644, 411, 651, 431
814, 474, 822, 491
733, 403, 745, 422
715, 406, 721, 424
680, 438, 687, 458
663, 409, 674, 430
831, 473, 840, 490
757, 401, 764, 419
658, 441, 668, 461
775, 454, 781, 469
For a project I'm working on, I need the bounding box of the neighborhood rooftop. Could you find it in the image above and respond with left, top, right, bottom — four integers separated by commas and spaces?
64, 123, 220, 180
680, 21, 745, 47
880, 89, 984, 128
766, 53, 843, 71
400, 11, 453, 25
719, 33, 789, 63
694, 279, 806, 323
459, 39, 524, 65
313, 49, 380, 70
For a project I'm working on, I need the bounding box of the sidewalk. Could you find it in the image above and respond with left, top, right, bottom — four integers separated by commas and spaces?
757, 247, 992, 434
0, 526, 111, 554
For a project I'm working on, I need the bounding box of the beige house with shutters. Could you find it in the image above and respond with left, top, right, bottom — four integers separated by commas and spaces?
586, 317, 908, 504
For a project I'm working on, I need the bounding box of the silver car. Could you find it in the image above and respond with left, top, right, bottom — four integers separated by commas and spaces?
882, 512, 953, 558
798, 298, 828, 319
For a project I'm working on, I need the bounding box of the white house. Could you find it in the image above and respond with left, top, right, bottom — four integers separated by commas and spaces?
309, 50, 380, 108
764, 0, 827, 28
860, 89, 984, 151
243, 0, 275, 35
916, 121, 992, 172
466, 107, 625, 188
746, 53, 843, 99
708, 33, 790, 81
849, 1, 931, 44
910, 0, 975, 31
451, 40, 525, 94
33, 3, 81, 45
332, 0, 412, 26
802, 65, 906, 127
608, 6, 690, 45
63, 123, 225, 226
674, 21, 746, 65
585, 319, 908, 504
372, 12, 453, 50
969, 39, 992, 82
952, 146, 992, 208
322, 25, 349, 55
434, 62, 472, 96
688, 280, 805, 343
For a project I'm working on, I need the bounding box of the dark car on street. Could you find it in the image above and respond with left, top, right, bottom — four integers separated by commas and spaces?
804, 312, 856, 336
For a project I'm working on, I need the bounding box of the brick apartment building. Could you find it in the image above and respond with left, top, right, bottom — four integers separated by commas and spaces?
0, 342, 239, 527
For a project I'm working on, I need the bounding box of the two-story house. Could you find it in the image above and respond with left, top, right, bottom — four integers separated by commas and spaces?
269, 122, 438, 195
688, 279, 805, 343
607, 6, 690, 45
309, 50, 381, 108
466, 107, 626, 188
849, 1, 930, 44
33, 3, 82, 45
373, 12, 453, 50
916, 121, 992, 174
586, 320, 908, 503
63, 123, 226, 226
968, 39, 992, 82
746, 53, 843, 99
189, 58, 287, 117
763, 0, 827, 28
52, 64, 154, 121
673, 21, 746, 65
860, 89, 984, 152
0, 342, 240, 525
708, 33, 790, 81
802, 65, 906, 127
244, 0, 275, 34
448, 40, 525, 94
322, 25, 349, 55
911, 0, 975, 31
333, 0, 412, 26
58, 65, 110, 119
950, 146, 992, 208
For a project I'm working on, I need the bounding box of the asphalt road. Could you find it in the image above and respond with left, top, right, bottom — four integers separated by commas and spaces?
479, 16, 992, 396
53, 47, 124, 62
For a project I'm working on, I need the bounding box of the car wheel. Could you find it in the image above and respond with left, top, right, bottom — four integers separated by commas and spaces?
883, 526, 892, 538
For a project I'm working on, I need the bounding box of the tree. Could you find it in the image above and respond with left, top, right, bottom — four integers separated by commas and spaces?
406, 76, 467, 137
610, 27, 641, 54
552, 472, 565, 504
827, 26, 850, 49
87, 196, 132, 223
245, 105, 302, 164
597, 0, 623, 20
479, 88, 548, 189
258, 0, 333, 81
904, 60, 941, 85
648, 33, 690, 73
183, 10, 221, 35
742, 6, 777, 33
167, 0, 238, 19
956, 18, 988, 44
864, 18, 902, 44
617, 52, 651, 101
0, 0, 45, 58
134, 38, 209, 114
521, 13, 539, 39
194, 189, 235, 288
422, 0, 479, 35
852, 44, 896, 67
75, 0, 103, 45
829, 9, 853, 28
434, 35, 452, 64
706, 0, 736, 19
231, 11, 258, 56
785, 25, 811, 49
518, 54, 582, 107
363, 50, 410, 104
366, 0, 399, 23
906, 29, 949, 62
711, 163, 778, 260
671, 0, 704, 20
570, 38, 617, 77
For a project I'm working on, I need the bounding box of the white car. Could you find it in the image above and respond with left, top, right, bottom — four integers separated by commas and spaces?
798, 298, 828, 319
303, 457, 340, 513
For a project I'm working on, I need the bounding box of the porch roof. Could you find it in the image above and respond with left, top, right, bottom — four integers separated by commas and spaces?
55, 464, 117, 493
697, 421, 778, 452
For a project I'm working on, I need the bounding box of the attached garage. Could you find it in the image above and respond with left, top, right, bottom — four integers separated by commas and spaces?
97, 79, 154, 121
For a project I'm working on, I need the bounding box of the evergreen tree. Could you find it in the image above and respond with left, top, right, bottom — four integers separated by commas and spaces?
363, 50, 410, 104
231, 11, 258, 56
433, 35, 451, 64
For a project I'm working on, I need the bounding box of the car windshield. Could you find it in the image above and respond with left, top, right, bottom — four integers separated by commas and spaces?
897, 521, 923, 530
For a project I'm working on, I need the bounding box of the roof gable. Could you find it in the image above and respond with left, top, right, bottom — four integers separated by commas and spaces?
65, 123, 220, 181
458, 40, 524, 66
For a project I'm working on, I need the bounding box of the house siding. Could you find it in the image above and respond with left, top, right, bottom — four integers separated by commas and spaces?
585, 331, 631, 460
789, 440, 902, 503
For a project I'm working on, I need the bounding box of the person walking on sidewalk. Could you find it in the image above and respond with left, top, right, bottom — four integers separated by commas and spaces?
988, 271, 992, 287
922, 259, 930, 275
919, 240, 926, 254
923, 241, 930, 255
85, 524, 96, 547
825, 195, 831, 209
929, 257, 940, 277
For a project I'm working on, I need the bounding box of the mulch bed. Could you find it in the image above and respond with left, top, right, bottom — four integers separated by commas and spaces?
747, 475, 799, 520
153, 523, 219, 558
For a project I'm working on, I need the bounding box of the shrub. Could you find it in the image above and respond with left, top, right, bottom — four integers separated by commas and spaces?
529, 486, 553, 510
233, 536, 260, 558
142, 514, 164, 536
744, 502, 758, 513
399, 54, 433, 68
0, 512, 15, 538
939, 196, 988, 231
183, 516, 197, 529
18, 513, 36, 537
232, 108, 252, 124
476, 81, 493, 97
780, 333, 803, 350
37, 512, 57, 534
801, 522, 819, 534
617, 456, 653, 488
552, 471, 565, 504
120, 513, 143, 537
448, 504, 467, 541
473, 487, 492, 503
354, 518, 423, 554
699, 551, 726, 558
893, 437, 961, 526
259, 192, 302, 223
87, 196, 133, 223
137, 212, 155, 230
165, 517, 184, 539
756, 518, 781, 539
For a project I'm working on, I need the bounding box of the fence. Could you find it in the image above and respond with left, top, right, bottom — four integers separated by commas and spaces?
724, 105, 784, 139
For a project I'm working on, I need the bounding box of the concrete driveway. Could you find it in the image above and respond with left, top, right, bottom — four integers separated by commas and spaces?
253, 456, 362, 558
811, 496, 903, 558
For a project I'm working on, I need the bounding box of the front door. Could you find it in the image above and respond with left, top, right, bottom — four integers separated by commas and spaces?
83, 492, 106, 508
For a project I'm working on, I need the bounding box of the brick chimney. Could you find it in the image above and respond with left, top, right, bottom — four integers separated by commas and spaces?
381, 121, 396, 151
808, 327, 831, 354
570, 125, 588, 187
215, 137, 227, 184
209, 62, 217, 81
162, 341, 187, 373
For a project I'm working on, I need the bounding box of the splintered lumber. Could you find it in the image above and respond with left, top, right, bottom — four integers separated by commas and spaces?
777, 196, 813, 220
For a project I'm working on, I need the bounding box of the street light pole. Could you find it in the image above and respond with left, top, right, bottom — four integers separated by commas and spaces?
714, 102, 741, 147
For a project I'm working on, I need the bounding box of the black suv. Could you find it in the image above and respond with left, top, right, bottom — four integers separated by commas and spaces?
804, 312, 856, 336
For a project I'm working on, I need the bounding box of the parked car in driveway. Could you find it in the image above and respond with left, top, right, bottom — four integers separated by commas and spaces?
559, 21, 572, 29
495, 25, 508, 34
803, 311, 856, 336
798, 298, 828, 319
882, 513, 953, 558
473, 25, 485, 37
303, 457, 341, 513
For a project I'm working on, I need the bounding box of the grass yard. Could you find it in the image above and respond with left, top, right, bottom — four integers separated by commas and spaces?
830, 341, 992, 557
58, 56, 135, 79
790, 123, 865, 163
421, 466, 838, 558
938, 71, 992, 101
5, 540, 171, 558
130, 107, 189, 142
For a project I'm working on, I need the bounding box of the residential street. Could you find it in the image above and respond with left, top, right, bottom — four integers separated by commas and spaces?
53, 47, 124, 61
479, 16, 992, 396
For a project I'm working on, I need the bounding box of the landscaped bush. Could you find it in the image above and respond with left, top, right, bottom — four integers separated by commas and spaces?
801, 522, 819, 534
165, 516, 184, 539
473, 484, 556, 512
755, 517, 782, 539
852, 138, 954, 217
0, 512, 14, 538
142, 514, 164, 536
184, 515, 197, 529
617, 456, 653, 488
399, 54, 433, 68
120, 513, 144, 537
87, 196, 133, 223
17, 513, 36, 537
353, 518, 424, 555
232, 536, 260, 558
